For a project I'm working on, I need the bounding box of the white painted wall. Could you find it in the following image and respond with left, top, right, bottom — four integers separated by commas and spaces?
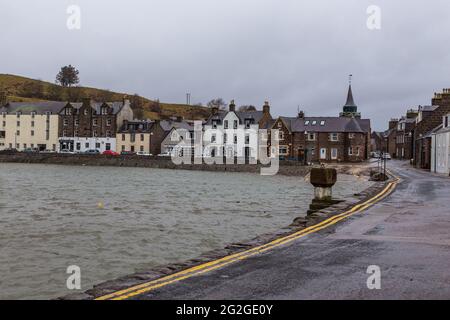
59, 137, 116, 153
432, 132, 450, 174
203, 112, 259, 160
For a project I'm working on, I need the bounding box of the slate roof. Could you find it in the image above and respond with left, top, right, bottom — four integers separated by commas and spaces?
344, 85, 357, 108
278, 116, 370, 133
0, 101, 67, 114
205, 110, 265, 125
66, 101, 127, 115
159, 120, 194, 132
420, 105, 438, 112
119, 120, 154, 133
422, 124, 443, 138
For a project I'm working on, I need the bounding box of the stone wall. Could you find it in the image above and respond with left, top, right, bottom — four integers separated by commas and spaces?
0, 153, 312, 176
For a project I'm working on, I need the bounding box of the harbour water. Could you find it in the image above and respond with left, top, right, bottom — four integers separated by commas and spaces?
0, 163, 373, 299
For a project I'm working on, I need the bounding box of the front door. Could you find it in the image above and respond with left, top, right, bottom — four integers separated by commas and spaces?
320, 148, 327, 160
331, 148, 338, 160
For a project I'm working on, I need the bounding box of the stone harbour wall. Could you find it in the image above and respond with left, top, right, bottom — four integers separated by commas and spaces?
0, 153, 311, 176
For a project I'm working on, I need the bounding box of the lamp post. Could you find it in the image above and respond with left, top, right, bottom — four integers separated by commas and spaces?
150, 131, 154, 156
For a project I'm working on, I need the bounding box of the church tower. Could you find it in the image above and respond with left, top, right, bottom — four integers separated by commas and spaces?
340, 75, 361, 118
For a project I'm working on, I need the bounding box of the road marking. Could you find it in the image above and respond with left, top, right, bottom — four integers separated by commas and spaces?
97, 175, 399, 300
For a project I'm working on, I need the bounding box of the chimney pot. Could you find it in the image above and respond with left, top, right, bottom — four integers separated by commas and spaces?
229, 100, 236, 112
263, 101, 270, 114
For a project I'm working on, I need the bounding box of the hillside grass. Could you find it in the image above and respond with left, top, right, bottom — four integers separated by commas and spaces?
0, 73, 210, 120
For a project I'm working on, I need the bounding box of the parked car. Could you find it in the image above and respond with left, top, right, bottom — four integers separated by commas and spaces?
59, 149, 75, 154
381, 153, 392, 160
370, 151, 381, 158
120, 151, 136, 156
84, 149, 100, 155
23, 148, 39, 153
158, 152, 171, 157
137, 151, 152, 156
102, 150, 119, 156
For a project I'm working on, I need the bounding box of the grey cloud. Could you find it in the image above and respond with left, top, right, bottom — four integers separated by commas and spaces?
1, 0, 450, 130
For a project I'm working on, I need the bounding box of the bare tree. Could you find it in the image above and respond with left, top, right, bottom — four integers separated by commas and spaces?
207, 98, 226, 110
238, 105, 257, 111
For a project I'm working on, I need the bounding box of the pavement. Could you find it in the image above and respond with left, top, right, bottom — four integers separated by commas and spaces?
132, 161, 450, 300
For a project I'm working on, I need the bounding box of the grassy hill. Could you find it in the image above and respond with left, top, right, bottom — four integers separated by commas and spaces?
0, 74, 211, 120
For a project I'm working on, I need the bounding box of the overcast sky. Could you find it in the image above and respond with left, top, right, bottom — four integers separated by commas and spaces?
1, 0, 450, 130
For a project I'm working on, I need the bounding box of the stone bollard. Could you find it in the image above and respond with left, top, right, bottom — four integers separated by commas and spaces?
307, 167, 340, 215
310, 167, 337, 201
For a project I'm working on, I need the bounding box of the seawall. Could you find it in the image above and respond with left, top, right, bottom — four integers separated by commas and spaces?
0, 153, 311, 176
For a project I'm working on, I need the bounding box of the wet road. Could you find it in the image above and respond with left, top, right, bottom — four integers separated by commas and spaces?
132, 161, 450, 300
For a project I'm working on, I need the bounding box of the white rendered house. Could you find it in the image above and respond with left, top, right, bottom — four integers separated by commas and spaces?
431, 114, 450, 175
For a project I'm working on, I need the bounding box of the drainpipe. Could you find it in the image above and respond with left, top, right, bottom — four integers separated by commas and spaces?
432, 133, 437, 173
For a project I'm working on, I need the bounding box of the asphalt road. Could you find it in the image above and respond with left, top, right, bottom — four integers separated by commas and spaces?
135, 161, 450, 300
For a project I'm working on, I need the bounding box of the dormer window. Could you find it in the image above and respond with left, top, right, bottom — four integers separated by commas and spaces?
312, 120, 317, 126
64, 108, 72, 115
320, 121, 325, 126
101, 107, 108, 115
224, 120, 228, 129
304, 120, 310, 125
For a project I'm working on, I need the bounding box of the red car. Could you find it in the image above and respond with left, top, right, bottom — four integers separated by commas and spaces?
102, 150, 119, 156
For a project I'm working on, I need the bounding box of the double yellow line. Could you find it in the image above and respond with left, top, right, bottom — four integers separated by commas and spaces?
97, 175, 399, 300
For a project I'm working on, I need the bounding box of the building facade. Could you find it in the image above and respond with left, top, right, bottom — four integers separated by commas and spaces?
0, 102, 65, 152
58, 99, 133, 153
269, 84, 370, 163
271, 114, 370, 163
395, 112, 417, 160
414, 90, 450, 168
116, 119, 194, 155
116, 120, 154, 154
203, 101, 273, 160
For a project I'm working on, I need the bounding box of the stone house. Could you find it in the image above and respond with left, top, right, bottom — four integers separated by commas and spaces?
268, 84, 371, 163
382, 119, 398, 157
116, 120, 154, 154
270, 114, 370, 163
414, 90, 450, 169
0, 101, 65, 152
395, 111, 417, 160
371, 131, 384, 153
58, 99, 133, 153
117, 118, 194, 155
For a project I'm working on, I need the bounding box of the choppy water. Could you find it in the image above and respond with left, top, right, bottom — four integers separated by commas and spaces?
0, 163, 372, 299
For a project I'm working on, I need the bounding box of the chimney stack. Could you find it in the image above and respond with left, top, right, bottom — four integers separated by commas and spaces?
82, 98, 91, 106
229, 100, 236, 112
389, 118, 399, 130
298, 110, 305, 119
263, 101, 270, 114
